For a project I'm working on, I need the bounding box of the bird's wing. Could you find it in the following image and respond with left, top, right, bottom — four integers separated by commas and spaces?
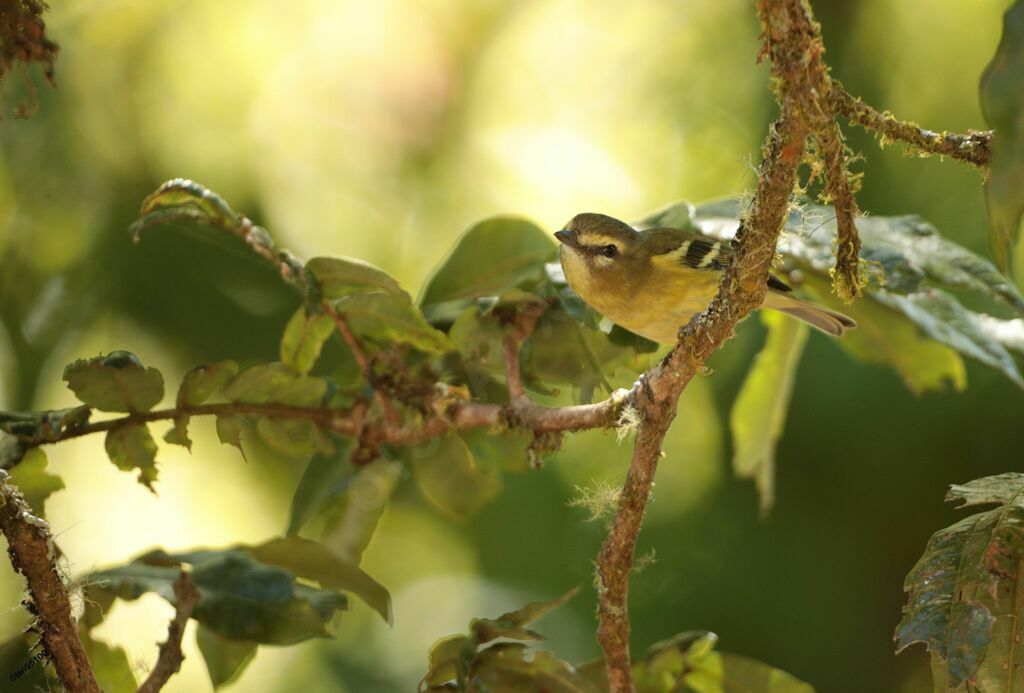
645, 226, 792, 292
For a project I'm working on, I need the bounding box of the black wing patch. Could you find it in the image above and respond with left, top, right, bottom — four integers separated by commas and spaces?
680, 238, 727, 270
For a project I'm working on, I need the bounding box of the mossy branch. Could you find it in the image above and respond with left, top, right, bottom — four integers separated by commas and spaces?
0, 474, 99, 692
830, 83, 993, 168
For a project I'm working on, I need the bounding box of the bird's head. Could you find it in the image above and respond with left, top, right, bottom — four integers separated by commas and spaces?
554, 214, 640, 294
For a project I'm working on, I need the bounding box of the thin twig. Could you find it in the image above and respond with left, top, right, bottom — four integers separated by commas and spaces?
323, 302, 399, 425
829, 84, 992, 169
137, 570, 200, 693
0, 473, 99, 692
501, 303, 546, 402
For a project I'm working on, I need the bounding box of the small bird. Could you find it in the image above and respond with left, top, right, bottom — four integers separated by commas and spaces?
555, 212, 856, 343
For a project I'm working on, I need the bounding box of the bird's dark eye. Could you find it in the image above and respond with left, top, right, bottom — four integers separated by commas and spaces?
602, 244, 618, 258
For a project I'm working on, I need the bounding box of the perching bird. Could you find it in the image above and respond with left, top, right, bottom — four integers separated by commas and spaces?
554, 212, 856, 343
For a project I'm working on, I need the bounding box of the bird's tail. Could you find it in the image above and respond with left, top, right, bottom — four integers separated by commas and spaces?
763, 291, 857, 337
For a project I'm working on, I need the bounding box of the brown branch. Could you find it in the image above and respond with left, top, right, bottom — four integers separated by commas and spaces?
500, 303, 546, 402
0, 473, 99, 692
7, 391, 623, 465
137, 570, 199, 693
323, 302, 398, 425
819, 122, 863, 300
829, 84, 992, 169
593, 0, 820, 688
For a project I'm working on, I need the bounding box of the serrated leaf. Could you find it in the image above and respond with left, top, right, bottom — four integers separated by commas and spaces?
306, 256, 406, 299
8, 448, 64, 517
89, 548, 347, 645
981, 0, 1024, 274
224, 363, 327, 406
408, 433, 501, 520
281, 307, 336, 375
731, 312, 809, 514
105, 424, 158, 490
471, 587, 579, 645
249, 536, 392, 625
216, 415, 248, 460
196, 624, 257, 690
63, 351, 164, 413
179, 360, 240, 406
896, 473, 1024, 688
164, 418, 192, 449
335, 293, 451, 354
287, 439, 356, 536
419, 216, 556, 324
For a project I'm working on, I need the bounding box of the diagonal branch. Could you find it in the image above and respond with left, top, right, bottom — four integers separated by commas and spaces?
0, 473, 99, 692
137, 570, 200, 693
594, 0, 822, 688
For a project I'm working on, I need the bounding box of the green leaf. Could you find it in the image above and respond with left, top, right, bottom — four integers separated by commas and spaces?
633, 631, 815, 693
248, 536, 392, 625
471, 586, 579, 645
334, 293, 451, 355
196, 624, 257, 690
136, 178, 240, 227
472, 644, 598, 693
896, 473, 1024, 688
679, 199, 1023, 390
981, 0, 1024, 274
320, 458, 403, 564
419, 216, 556, 324
254, 417, 331, 458
89, 548, 347, 645
79, 630, 137, 693
731, 312, 809, 514
306, 256, 406, 299
873, 289, 1024, 387
287, 439, 356, 536
8, 448, 64, 517
164, 419, 192, 449
223, 363, 327, 406
63, 351, 164, 413
460, 428, 531, 474
216, 415, 249, 460
407, 433, 502, 519
525, 308, 647, 402
179, 360, 240, 406
420, 589, 593, 693
105, 424, 158, 490
802, 276, 967, 394
281, 307, 336, 375
422, 634, 474, 688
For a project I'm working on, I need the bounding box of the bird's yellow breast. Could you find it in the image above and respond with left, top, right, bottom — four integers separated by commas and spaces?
560, 246, 720, 344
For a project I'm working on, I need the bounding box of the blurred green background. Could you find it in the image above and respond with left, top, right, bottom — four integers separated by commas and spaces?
1, 1, 1021, 691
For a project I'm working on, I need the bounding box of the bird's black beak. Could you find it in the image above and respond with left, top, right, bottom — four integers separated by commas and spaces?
554, 229, 576, 247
